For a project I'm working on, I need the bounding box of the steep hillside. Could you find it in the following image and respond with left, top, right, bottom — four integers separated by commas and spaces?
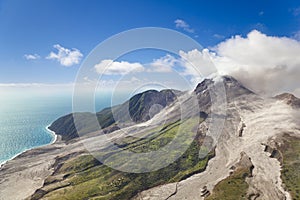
49, 89, 180, 141
1, 76, 299, 200
275, 93, 300, 109
30, 76, 259, 200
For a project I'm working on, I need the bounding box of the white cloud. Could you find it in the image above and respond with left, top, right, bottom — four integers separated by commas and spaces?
46, 44, 83, 67
0, 82, 74, 88
174, 19, 194, 33
149, 54, 177, 72
178, 30, 300, 96
94, 59, 145, 75
293, 30, 300, 41
292, 88, 300, 97
24, 54, 40, 60
213, 34, 225, 39
0, 82, 74, 97
179, 49, 216, 78
90, 30, 300, 96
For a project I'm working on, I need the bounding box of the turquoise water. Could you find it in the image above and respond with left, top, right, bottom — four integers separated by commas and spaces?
0, 94, 72, 165
0, 92, 126, 165
0, 87, 134, 166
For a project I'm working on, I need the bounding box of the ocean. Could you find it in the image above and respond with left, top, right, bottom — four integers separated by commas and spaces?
0, 92, 124, 166
0, 94, 71, 165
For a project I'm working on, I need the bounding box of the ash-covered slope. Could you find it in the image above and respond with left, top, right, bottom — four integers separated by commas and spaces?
134, 77, 300, 200
275, 93, 300, 109
0, 76, 299, 200
194, 75, 253, 97
194, 75, 253, 112
50, 75, 251, 142
49, 89, 180, 141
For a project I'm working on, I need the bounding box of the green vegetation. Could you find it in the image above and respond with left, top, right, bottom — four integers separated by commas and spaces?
33, 117, 215, 200
206, 167, 251, 200
277, 135, 300, 200
205, 134, 300, 200
117, 119, 192, 153
49, 89, 178, 141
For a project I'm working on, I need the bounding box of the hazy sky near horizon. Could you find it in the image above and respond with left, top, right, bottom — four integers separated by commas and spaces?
1, 0, 300, 96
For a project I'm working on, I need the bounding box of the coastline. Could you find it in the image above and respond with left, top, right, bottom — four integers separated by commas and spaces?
0, 123, 58, 169
46, 124, 58, 144
0, 123, 67, 200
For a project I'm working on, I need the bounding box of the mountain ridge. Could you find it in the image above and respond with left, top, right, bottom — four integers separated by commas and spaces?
50, 75, 255, 143
49, 89, 182, 141
275, 92, 300, 108
0, 75, 299, 200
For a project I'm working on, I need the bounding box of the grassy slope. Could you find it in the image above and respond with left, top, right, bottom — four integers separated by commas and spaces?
277, 134, 300, 200
205, 167, 250, 200
33, 117, 214, 200
50, 89, 178, 142
206, 134, 300, 200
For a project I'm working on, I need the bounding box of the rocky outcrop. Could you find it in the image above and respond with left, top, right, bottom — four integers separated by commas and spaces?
194, 76, 253, 103
128, 89, 179, 122
131, 80, 296, 200
275, 93, 300, 108
262, 143, 283, 163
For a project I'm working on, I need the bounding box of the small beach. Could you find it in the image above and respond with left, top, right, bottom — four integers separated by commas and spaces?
0, 95, 72, 167
0, 125, 58, 169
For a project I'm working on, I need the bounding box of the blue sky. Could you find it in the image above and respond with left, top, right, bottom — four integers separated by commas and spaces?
0, 0, 300, 86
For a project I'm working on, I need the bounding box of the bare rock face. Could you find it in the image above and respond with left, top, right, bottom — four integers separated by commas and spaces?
132, 78, 297, 200
275, 93, 300, 108
236, 152, 254, 170
194, 76, 253, 100
1, 76, 299, 200
262, 143, 283, 163
128, 89, 180, 122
